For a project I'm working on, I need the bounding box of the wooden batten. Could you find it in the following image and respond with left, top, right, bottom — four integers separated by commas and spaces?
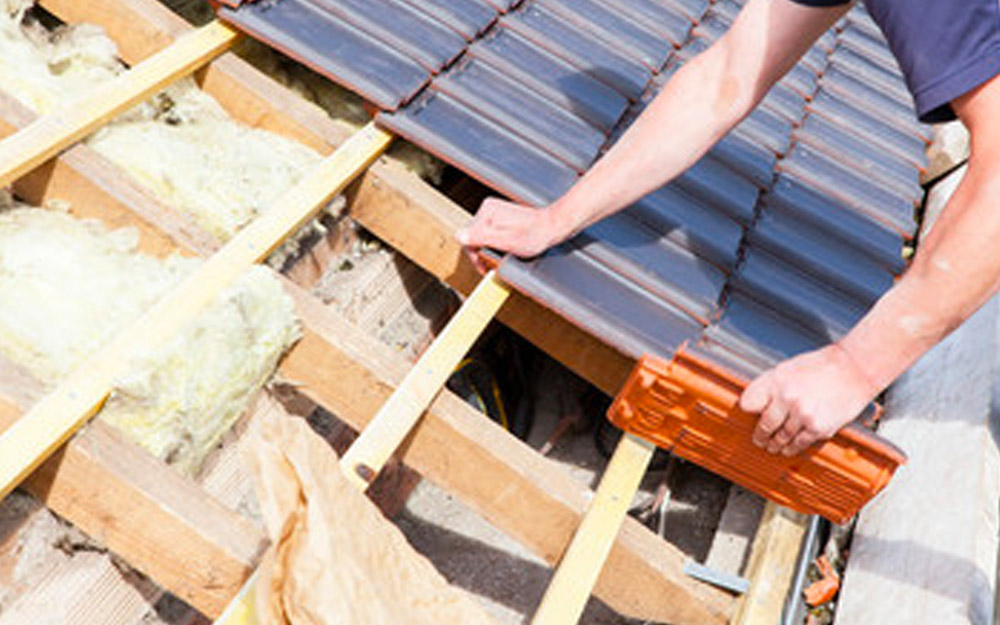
281, 283, 733, 624
731, 504, 808, 625
339, 270, 510, 491
0, 76, 391, 503
532, 434, 655, 625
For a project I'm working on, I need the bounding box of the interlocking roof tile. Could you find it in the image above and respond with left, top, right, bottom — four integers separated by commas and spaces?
673, 155, 759, 226
575, 217, 728, 324
380, 90, 578, 205
828, 47, 912, 106
220, 0, 430, 109
538, 0, 680, 67
766, 174, 907, 274
732, 247, 869, 340
501, 4, 652, 100
468, 27, 629, 132
838, 24, 903, 74
434, 57, 605, 171
310, 0, 467, 71
398, 0, 497, 40
806, 90, 928, 168
628, 185, 744, 271
750, 204, 897, 305
500, 250, 704, 361
793, 114, 923, 200
779, 143, 918, 237
598, 0, 698, 41
708, 293, 830, 368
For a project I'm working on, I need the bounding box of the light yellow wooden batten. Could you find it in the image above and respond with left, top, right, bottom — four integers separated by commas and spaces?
532, 434, 655, 625
0, 122, 393, 502
340, 269, 511, 490
732, 503, 808, 624
0, 19, 239, 189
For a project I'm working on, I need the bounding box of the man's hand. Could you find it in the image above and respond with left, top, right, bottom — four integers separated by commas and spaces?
456, 197, 573, 271
740, 344, 878, 456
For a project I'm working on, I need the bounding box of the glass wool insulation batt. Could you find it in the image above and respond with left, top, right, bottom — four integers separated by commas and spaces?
0, 3, 326, 252
0, 203, 301, 475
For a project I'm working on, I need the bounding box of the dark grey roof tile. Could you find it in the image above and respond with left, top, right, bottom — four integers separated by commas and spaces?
779, 143, 917, 238
708, 294, 830, 367
538, 0, 679, 67
378, 90, 579, 205
793, 114, 923, 201
469, 27, 630, 132
596, 0, 696, 43
397, 0, 498, 40
498, 250, 704, 360
767, 173, 907, 272
674, 155, 760, 225
502, 3, 653, 99
807, 90, 928, 168
731, 247, 869, 339
304, 0, 466, 71
576, 216, 727, 323
628, 184, 744, 270
434, 57, 605, 171
750, 204, 897, 305
220, 0, 429, 109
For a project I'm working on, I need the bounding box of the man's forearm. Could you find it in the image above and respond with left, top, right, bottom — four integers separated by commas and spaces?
546, 49, 752, 237
839, 152, 1000, 394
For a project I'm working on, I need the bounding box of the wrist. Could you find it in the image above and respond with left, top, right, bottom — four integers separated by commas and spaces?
830, 340, 883, 398
543, 200, 582, 244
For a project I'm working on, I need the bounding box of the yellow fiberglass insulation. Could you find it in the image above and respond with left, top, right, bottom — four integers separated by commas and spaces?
86, 81, 324, 243
0, 3, 325, 250
0, 200, 301, 475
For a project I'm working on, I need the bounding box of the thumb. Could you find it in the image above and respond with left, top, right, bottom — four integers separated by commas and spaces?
740, 372, 773, 414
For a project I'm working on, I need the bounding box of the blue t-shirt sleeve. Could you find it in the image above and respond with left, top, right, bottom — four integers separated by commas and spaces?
787, 0, 1000, 122
865, 1, 1000, 122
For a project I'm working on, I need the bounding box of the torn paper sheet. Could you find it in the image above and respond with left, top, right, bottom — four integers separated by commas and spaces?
242, 406, 494, 625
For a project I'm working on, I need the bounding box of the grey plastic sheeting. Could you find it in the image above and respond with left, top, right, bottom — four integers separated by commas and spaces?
221, 0, 930, 377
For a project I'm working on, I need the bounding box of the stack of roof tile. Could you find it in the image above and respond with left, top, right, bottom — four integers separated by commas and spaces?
218, 0, 928, 380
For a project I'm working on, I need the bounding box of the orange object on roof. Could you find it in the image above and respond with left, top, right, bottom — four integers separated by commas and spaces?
607, 347, 906, 524
803, 555, 841, 606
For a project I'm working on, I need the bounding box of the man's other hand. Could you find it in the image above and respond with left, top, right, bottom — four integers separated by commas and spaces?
455, 198, 572, 272
740, 344, 877, 456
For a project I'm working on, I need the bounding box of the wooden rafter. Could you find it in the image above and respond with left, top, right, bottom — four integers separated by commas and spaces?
0, 362, 266, 617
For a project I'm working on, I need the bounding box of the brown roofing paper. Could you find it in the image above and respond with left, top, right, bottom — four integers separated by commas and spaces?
242, 407, 493, 625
